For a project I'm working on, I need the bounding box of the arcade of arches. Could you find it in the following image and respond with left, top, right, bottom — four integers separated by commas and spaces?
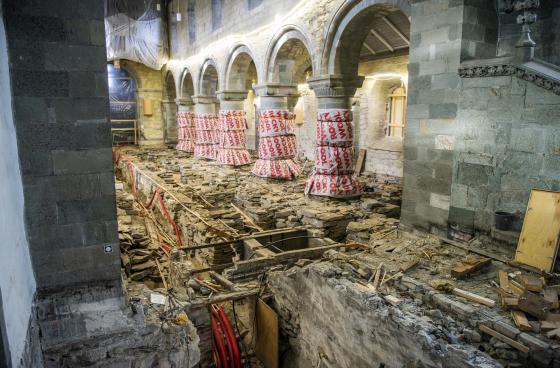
1, 1, 560, 367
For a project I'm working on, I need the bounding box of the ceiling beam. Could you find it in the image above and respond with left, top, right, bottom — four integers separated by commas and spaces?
382, 16, 410, 45
363, 41, 377, 55
370, 28, 394, 52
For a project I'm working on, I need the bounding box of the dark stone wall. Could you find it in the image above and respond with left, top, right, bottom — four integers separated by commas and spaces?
2, 0, 120, 290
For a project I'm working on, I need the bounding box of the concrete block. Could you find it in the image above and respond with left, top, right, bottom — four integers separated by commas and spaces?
419, 59, 448, 76
407, 104, 430, 119
50, 97, 109, 121
448, 206, 474, 228
525, 83, 560, 106
44, 45, 106, 72
432, 74, 460, 89
450, 183, 468, 207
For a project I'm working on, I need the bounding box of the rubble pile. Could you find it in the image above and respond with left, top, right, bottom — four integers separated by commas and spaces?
346, 214, 400, 244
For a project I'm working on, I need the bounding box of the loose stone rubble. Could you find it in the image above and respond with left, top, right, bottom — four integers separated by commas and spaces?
112, 146, 560, 368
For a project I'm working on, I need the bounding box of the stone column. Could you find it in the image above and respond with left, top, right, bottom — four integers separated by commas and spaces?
216, 90, 252, 166
175, 97, 195, 152
162, 98, 178, 144
192, 95, 218, 160
305, 75, 364, 198
251, 84, 301, 180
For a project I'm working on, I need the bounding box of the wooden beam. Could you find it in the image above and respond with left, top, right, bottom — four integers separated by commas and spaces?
363, 41, 377, 56
381, 16, 410, 45
370, 28, 394, 52
452, 288, 496, 307
479, 325, 530, 353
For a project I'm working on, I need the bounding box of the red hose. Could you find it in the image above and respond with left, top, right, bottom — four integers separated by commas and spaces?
156, 190, 183, 246
211, 304, 242, 368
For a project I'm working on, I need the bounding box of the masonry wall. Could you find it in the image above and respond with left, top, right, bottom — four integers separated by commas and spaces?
0, 3, 37, 366
121, 60, 165, 146
3, 0, 120, 290
450, 75, 560, 236
400, 0, 465, 232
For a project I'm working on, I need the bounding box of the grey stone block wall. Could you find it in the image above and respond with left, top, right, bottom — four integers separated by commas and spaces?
3, 0, 120, 290
401, 0, 465, 232
452, 76, 560, 234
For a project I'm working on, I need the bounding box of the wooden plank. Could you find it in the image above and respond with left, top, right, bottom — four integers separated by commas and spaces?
255, 299, 279, 368
509, 280, 525, 296
511, 310, 532, 332
518, 291, 551, 319
355, 149, 366, 176
514, 189, 560, 272
539, 320, 560, 331
503, 297, 519, 308
452, 288, 496, 307
479, 324, 530, 353
451, 256, 491, 279
519, 274, 544, 292
544, 288, 560, 309
546, 327, 560, 339
498, 271, 510, 291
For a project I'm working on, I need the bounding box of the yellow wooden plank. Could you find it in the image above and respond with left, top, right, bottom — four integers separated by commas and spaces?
255, 299, 278, 368
514, 189, 560, 272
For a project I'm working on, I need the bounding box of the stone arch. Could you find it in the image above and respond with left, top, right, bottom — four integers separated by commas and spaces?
163, 71, 177, 101
264, 25, 317, 84
321, 0, 411, 76
180, 68, 195, 101
198, 58, 220, 96
224, 44, 261, 90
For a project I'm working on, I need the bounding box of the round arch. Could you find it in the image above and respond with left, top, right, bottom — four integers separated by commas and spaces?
180, 68, 195, 100
264, 25, 318, 84
198, 58, 220, 96
224, 44, 261, 89
321, 0, 411, 75
163, 71, 177, 101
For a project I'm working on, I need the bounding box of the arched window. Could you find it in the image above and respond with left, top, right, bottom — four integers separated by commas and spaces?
107, 63, 137, 145
386, 84, 406, 138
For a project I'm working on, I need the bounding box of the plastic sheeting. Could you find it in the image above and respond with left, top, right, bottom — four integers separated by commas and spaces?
252, 110, 300, 180
176, 112, 195, 152
305, 109, 361, 198
105, 0, 169, 70
217, 110, 252, 166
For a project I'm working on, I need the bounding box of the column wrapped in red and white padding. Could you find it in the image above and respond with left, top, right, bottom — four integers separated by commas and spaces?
217, 110, 252, 166
305, 109, 361, 198
252, 110, 300, 180
194, 113, 218, 160
176, 111, 195, 152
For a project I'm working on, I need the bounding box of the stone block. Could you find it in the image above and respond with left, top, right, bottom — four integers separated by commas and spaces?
430, 192, 450, 211
518, 333, 549, 351
432, 74, 460, 89
457, 163, 493, 187
52, 148, 113, 175
429, 103, 457, 119
5, 14, 66, 42
11, 70, 69, 97
57, 195, 116, 225
44, 45, 106, 72
448, 206, 474, 228
492, 320, 520, 339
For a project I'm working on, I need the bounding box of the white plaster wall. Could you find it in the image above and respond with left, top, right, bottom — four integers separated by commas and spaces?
0, 8, 37, 367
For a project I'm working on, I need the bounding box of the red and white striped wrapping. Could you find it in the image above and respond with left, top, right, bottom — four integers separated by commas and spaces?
313, 146, 354, 175
306, 109, 361, 197
257, 135, 297, 160
176, 112, 195, 152
216, 110, 252, 166
252, 109, 300, 180
304, 173, 361, 198
194, 113, 218, 160
252, 159, 301, 180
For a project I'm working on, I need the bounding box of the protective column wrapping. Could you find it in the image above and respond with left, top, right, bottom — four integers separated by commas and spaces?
194, 113, 218, 160
252, 110, 300, 180
217, 110, 252, 166
176, 112, 195, 152
105, 0, 169, 70
305, 109, 361, 198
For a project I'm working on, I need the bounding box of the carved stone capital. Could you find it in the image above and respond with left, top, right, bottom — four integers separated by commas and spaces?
192, 95, 218, 104
252, 83, 298, 97
175, 97, 194, 106
307, 75, 365, 98
216, 90, 248, 101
